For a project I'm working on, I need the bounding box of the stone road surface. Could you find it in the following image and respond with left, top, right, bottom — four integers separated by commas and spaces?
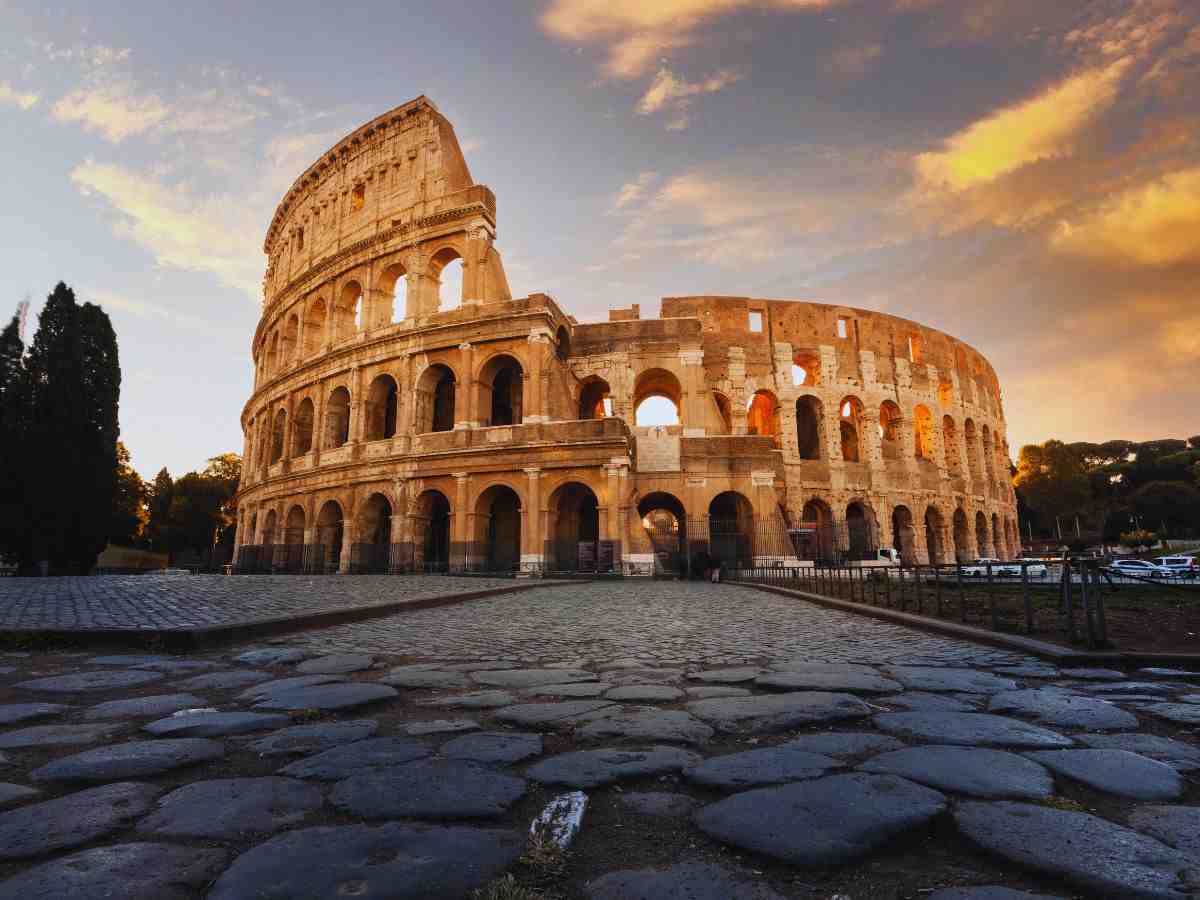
0, 578, 1197, 899
0, 574, 514, 630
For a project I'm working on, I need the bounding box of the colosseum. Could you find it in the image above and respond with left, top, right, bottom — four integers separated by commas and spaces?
234, 96, 1019, 576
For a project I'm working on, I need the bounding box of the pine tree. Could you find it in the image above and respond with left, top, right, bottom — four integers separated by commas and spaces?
0, 314, 28, 566
146, 468, 174, 554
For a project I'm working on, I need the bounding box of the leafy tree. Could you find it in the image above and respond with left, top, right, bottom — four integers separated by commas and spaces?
1119, 529, 1158, 552
1131, 481, 1200, 536
202, 453, 242, 549
145, 468, 174, 553
1013, 441, 1090, 523
109, 441, 147, 547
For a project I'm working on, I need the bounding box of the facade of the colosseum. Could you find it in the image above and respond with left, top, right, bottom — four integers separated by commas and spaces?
234, 96, 1019, 575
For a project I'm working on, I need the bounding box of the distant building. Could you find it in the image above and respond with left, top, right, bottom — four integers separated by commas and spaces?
234, 97, 1017, 575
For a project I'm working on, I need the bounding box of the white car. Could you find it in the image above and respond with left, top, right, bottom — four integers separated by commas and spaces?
995, 560, 1048, 578
1109, 559, 1173, 578
960, 558, 1003, 577
1155, 556, 1199, 578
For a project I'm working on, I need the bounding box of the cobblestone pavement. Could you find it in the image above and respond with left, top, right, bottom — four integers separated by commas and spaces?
0, 580, 1197, 899
0, 574, 515, 631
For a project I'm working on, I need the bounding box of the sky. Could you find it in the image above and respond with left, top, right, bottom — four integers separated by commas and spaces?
2, 0, 1197, 479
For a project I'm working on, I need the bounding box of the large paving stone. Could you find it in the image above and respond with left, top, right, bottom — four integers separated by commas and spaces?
441, 731, 543, 764
237, 673, 348, 700
617, 792, 698, 818
31, 738, 224, 783
402, 719, 479, 736
576, 709, 714, 744
585, 861, 789, 900
0, 722, 124, 748
526, 682, 612, 698
1026, 749, 1183, 800
956, 800, 1195, 899
472, 668, 595, 688
252, 682, 398, 711
206, 823, 522, 900
139, 776, 323, 838
1142, 702, 1200, 725
90, 654, 171, 666
927, 889, 1065, 899
381, 665, 472, 689
1139, 667, 1200, 678
528, 746, 702, 788
861, 746, 1054, 799
1076, 733, 1200, 771
332, 760, 527, 819
989, 689, 1139, 730
684, 745, 838, 790
757, 664, 902, 694
888, 667, 1018, 694
248, 720, 379, 756
603, 684, 684, 702
688, 666, 761, 683
1061, 668, 1125, 681
1128, 805, 1200, 857
1084, 681, 1188, 696
0, 782, 159, 859
0, 703, 69, 725
494, 700, 617, 729
418, 689, 516, 708
176, 670, 272, 690
16, 669, 163, 692
278, 737, 432, 780
874, 713, 1073, 748
295, 653, 374, 675
782, 732, 905, 758
994, 664, 1062, 678
684, 685, 750, 699
695, 773, 946, 865
0, 783, 38, 807
234, 647, 309, 666
686, 692, 872, 734
144, 710, 290, 737
880, 692, 978, 712
0, 842, 228, 900
84, 693, 206, 720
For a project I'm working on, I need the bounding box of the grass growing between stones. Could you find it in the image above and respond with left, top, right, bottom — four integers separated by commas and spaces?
472, 834, 571, 900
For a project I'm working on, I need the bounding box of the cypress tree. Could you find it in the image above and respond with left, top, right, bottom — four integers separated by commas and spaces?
0, 315, 28, 566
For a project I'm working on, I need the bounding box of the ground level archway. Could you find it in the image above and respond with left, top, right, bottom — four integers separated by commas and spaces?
473, 484, 522, 573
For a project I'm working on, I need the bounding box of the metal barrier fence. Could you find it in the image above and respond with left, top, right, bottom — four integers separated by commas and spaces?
725, 558, 1146, 650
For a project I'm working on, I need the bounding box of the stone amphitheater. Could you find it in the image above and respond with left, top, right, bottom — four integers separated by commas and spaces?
234, 96, 1018, 575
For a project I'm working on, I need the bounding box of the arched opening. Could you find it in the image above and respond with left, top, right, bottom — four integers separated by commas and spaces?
480, 355, 523, 426
634, 368, 682, 427
249, 512, 258, 544
839, 396, 864, 462
474, 484, 521, 573
982, 425, 996, 483
892, 505, 915, 565
414, 490, 452, 573
924, 506, 945, 564
379, 262, 408, 325
268, 332, 280, 375
293, 398, 314, 457
285, 505, 305, 545
953, 508, 971, 562
271, 408, 287, 464
709, 491, 754, 567
324, 387, 351, 449
431, 247, 463, 311
416, 364, 456, 433
555, 326, 571, 362
964, 419, 981, 484
938, 378, 954, 408
791, 349, 821, 386
364, 375, 399, 441
282, 315, 298, 366
975, 511, 990, 557
547, 482, 601, 572
992, 512, 1003, 559
845, 502, 878, 560
316, 501, 344, 573
795, 396, 823, 460
942, 416, 961, 479
578, 377, 612, 420
334, 281, 362, 340
304, 297, 326, 357
879, 401, 903, 461
747, 390, 780, 445
800, 498, 836, 561
913, 404, 935, 460
639, 492, 687, 576
712, 391, 732, 433
262, 509, 278, 545
353, 492, 393, 573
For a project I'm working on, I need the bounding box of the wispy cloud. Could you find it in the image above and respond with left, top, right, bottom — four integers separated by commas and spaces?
0, 80, 40, 111
610, 171, 658, 212
636, 67, 741, 130
84, 288, 221, 333
540, 0, 838, 79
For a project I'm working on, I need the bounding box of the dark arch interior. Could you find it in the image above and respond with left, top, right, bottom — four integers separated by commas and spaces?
549, 483, 600, 572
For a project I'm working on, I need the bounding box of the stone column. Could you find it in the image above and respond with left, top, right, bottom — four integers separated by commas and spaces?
524, 330, 551, 423
338, 521, 355, 573
312, 386, 325, 464
457, 343, 475, 429
522, 468, 542, 570
728, 347, 748, 435
453, 472, 470, 557
680, 348, 705, 436
349, 366, 365, 444
604, 464, 622, 541
282, 393, 295, 472
751, 470, 778, 563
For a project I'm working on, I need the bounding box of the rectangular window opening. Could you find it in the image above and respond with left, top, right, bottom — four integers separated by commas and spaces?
748, 311, 764, 333
836, 317, 848, 339
908, 334, 923, 364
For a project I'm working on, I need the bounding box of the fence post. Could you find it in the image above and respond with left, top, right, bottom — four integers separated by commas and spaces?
1080, 559, 1096, 650
987, 562, 998, 630
1062, 559, 1076, 642
1022, 562, 1033, 634
935, 564, 943, 617
914, 565, 923, 615
957, 563, 966, 622
1092, 562, 1108, 646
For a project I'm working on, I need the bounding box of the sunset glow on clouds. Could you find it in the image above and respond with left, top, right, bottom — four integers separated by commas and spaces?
2, 0, 1197, 477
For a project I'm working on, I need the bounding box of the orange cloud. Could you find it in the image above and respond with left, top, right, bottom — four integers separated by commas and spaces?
915, 58, 1131, 191
1052, 165, 1200, 266
636, 67, 742, 130
0, 81, 39, 110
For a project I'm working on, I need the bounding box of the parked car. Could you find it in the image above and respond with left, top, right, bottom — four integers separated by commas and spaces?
960, 558, 1003, 577
994, 559, 1048, 578
1155, 556, 1199, 578
1108, 558, 1173, 578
